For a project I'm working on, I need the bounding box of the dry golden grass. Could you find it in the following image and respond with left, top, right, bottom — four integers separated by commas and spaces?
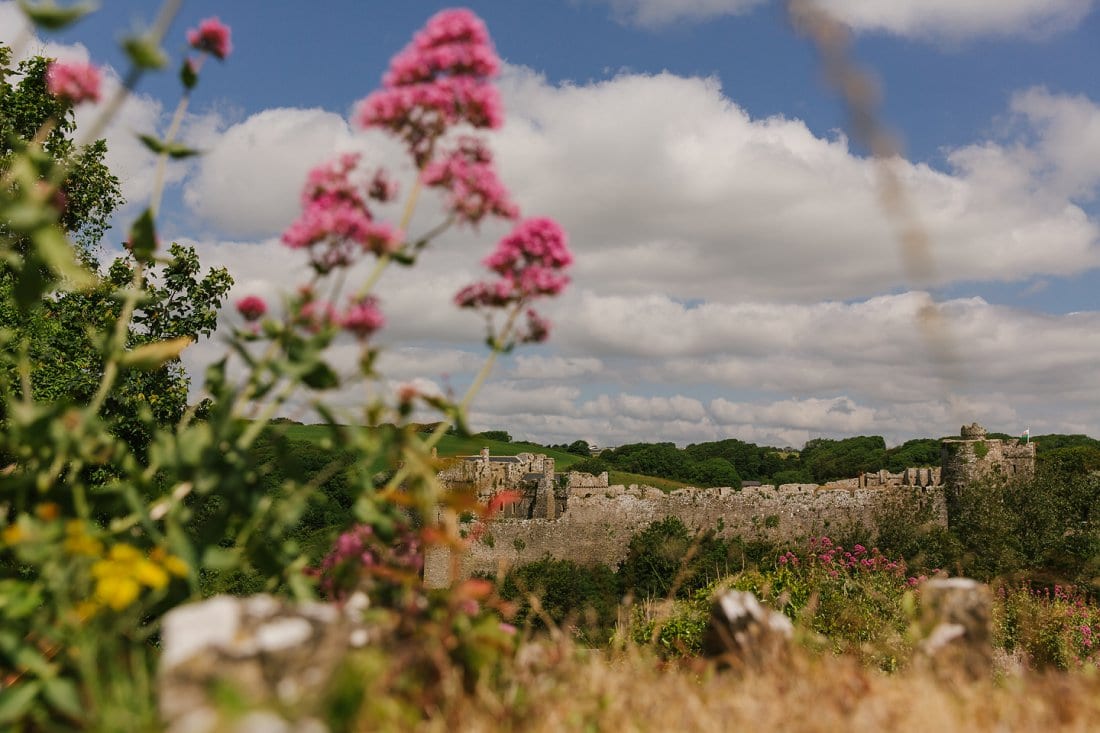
389, 637, 1100, 733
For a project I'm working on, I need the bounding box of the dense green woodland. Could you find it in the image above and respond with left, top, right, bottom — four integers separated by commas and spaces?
562, 432, 1100, 486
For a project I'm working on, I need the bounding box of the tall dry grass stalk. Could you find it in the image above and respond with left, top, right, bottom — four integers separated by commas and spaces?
403, 637, 1100, 733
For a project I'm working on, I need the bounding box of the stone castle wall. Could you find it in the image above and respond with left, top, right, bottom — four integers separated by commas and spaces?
424, 424, 1032, 587
425, 481, 946, 586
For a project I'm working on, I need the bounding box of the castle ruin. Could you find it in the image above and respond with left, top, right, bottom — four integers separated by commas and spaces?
425, 424, 1035, 587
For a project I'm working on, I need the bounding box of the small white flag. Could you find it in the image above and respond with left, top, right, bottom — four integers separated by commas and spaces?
1021, 428, 1030, 443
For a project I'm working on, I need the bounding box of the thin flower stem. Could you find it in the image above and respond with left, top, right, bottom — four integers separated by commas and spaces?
150, 91, 190, 216
381, 301, 524, 496
74, 0, 184, 414
355, 178, 424, 299
77, 0, 183, 148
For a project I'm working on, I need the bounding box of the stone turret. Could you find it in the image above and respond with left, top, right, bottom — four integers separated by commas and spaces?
941, 423, 1035, 497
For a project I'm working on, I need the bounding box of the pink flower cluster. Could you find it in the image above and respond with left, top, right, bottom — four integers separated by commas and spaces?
187, 17, 232, 60
422, 136, 518, 226
282, 153, 403, 273
796, 536, 907, 578
340, 297, 385, 340
355, 9, 503, 166
313, 523, 423, 601
46, 61, 101, 105
454, 217, 572, 343
290, 288, 386, 341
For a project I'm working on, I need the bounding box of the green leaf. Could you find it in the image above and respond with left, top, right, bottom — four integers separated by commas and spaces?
137, 134, 200, 159
17, 0, 97, 30
127, 207, 157, 263
42, 677, 82, 720
12, 253, 49, 311
3, 202, 55, 232
201, 546, 240, 571
287, 569, 313, 601
205, 357, 227, 392
14, 644, 56, 679
122, 34, 167, 70
32, 226, 94, 289
300, 362, 339, 390
180, 58, 198, 90
119, 336, 192, 370
0, 681, 41, 725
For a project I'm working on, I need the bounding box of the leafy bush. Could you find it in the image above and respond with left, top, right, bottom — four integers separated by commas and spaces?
995, 583, 1100, 669
617, 517, 738, 599
948, 466, 1100, 583
569, 457, 609, 475
499, 557, 620, 643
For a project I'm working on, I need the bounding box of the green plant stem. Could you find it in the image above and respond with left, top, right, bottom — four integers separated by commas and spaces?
381, 301, 524, 496
150, 91, 190, 217
355, 178, 423, 299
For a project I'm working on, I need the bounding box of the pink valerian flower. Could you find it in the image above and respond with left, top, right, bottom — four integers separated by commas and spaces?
454, 218, 572, 317
355, 9, 503, 166
235, 295, 267, 321
340, 297, 385, 340
45, 61, 101, 105
368, 168, 400, 203
314, 523, 424, 601
484, 218, 573, 277
282, 154, 404, 271
422, 137, 518, 226
187, 17, 232, 60
519, 308, 550, 343
383, 9, 497, 86
454, 279, 515, 309
296, 298, 337, 333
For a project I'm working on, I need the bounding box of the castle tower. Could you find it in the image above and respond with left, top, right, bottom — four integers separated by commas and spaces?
941, 422, 1036, 496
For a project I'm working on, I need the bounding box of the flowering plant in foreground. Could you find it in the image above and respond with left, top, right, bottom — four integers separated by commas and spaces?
0, 5, 566, 726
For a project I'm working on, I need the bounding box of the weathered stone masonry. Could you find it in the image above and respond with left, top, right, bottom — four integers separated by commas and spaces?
424, 424, 1035, 587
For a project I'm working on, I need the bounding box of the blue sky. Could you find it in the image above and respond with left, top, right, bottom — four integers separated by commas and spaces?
4, 0, 1100, 447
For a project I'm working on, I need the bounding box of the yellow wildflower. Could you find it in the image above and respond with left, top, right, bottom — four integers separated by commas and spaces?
93, 574, 141, 611
74, 600, 99, 622
132, 559, 168, 590
1, 524, 24, 545
63, 520, 104, 556
151, 547, 190, 578
106, 543, 141, 563
88, 543, 182, 611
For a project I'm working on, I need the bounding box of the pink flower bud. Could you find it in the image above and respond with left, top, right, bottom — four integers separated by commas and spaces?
187, 17, 232, 60
235, 295, 267, 322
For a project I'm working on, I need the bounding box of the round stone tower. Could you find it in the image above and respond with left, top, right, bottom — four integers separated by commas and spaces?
941, 422, 1036, 514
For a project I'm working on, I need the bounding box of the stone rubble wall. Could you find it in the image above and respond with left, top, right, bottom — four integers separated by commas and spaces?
424, 482, 946, 586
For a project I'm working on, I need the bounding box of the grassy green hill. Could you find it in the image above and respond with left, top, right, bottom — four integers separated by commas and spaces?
268, 423, 584, 467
